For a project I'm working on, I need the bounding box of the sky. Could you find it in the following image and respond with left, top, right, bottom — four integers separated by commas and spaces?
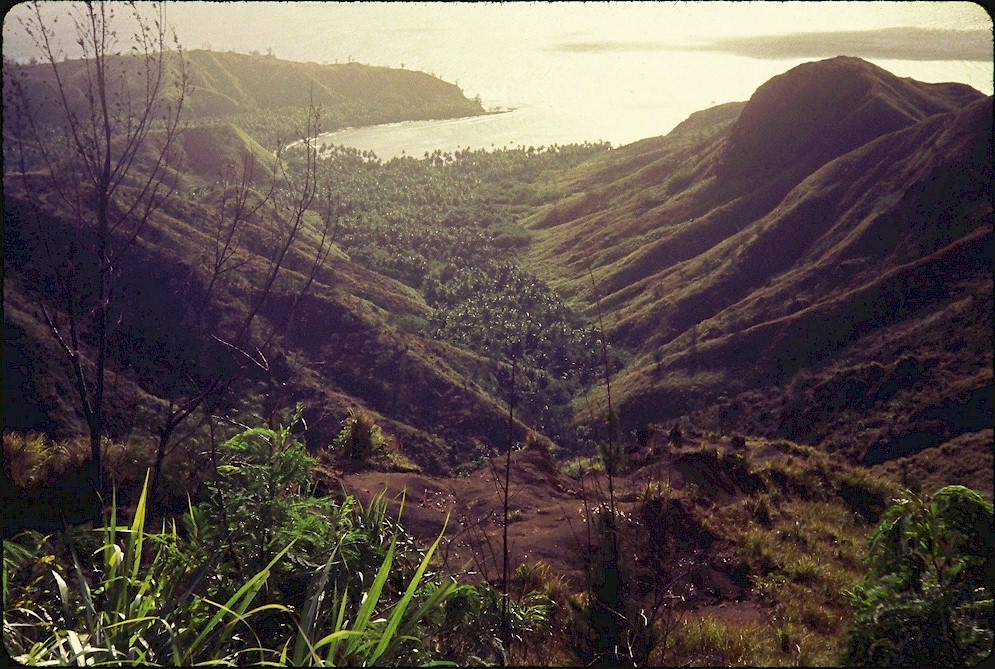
4, 1, 992, 66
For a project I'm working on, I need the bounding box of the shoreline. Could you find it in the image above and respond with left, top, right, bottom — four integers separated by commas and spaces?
285, 108, 515, 153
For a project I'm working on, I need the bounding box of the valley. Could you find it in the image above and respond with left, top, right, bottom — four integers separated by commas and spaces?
3, 14, 992, 666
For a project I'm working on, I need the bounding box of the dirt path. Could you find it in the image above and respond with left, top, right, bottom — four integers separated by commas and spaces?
334, 434, 764, 626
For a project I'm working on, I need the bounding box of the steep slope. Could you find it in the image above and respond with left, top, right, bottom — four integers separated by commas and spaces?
2, 177, 525, 478
4, 51, 500, 477
527, 58, 981, 306
526, 57, 991, 470
171, 124, 277, 182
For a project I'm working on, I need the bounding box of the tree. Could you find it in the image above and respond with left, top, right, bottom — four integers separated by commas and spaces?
4, 0, 188, 496
841, 485, 994, 667
144, 100, 339, 505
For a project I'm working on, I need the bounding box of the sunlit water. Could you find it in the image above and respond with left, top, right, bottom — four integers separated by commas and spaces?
6, 2, 992, 159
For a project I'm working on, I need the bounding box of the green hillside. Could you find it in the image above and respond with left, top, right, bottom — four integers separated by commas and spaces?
524, 57, 992, 491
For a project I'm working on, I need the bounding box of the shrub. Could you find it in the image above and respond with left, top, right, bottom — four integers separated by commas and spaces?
720, 450, 764, 493
570, 509, 637, 666
203, 406, 330, 580
559, 455, 603, 480
332, 408, 387, 462
668, 424, 684, 448
841, 485, 994, 667
752, 493, 775, 527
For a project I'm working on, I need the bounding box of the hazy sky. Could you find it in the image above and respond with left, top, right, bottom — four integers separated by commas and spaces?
4, 1, 992, 65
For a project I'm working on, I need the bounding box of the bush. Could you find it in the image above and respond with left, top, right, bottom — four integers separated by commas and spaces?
668, 424, 684, 448
841, 485, 994, 667
204, 406, 330, 579
332, 408, 387, 462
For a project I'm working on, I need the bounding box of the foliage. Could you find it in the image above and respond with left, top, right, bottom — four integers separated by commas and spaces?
284, 498, 458, 667
2, 432, 89, 489
560, 454, 605, 480
200, 406, 334, 590
331, 408, 387, 463
2, 418, 494, 667
3, 471, 291, 666
569, 506, 663, 667
313, 142, 615, 443
841, 485, 994, 667
425, 580, 553, 664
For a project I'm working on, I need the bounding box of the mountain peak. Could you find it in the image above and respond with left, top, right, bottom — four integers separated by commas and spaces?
719, 56, 982, 177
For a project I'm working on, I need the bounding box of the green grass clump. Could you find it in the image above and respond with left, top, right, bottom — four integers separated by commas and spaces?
664, 615, 830, 666
2, 432, 90, 489
559, 455, 605, 479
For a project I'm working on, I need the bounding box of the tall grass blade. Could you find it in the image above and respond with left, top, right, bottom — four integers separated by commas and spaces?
349, 537, 396, 644
313, 629, 362, 654
51, 569, 72, 624
372, 514, 452, 663
129, 469, 151, 582
158, 543, 227, 622
186, 540, 296, 660
67, 539, 96, 633
65, 629, 86, 666
293, 543, 341, 666
324, 586, 350, 665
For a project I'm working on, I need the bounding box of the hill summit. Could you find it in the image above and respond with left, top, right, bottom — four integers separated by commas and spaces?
720, 55, 980, 176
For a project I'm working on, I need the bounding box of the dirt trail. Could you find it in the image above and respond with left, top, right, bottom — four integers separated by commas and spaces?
334, 434, 769, 625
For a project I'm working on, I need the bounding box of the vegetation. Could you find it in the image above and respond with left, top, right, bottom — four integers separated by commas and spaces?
3, 5, 991, 665
316, 142, 615, 444
841, 485, 994, 667
4, 0, 189, 495
3, 417, 556, 666
330, 408, 388, 464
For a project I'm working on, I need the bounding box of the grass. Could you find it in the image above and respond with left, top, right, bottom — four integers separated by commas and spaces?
3, 426, 955, 666
664, 617, 785, 666
669, 438, 895, 665
3, 432, 90, 489
3, 474, 463, 666
559, 455, 604, 479
727, 497, 876, 662
4, 471, 275, 666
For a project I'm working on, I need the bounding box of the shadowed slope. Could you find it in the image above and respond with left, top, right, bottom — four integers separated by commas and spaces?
525, 57, 991, 468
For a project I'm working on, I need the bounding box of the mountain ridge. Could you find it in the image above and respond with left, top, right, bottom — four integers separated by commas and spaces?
524, 57, 991, 474
4, 49, 485, 147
